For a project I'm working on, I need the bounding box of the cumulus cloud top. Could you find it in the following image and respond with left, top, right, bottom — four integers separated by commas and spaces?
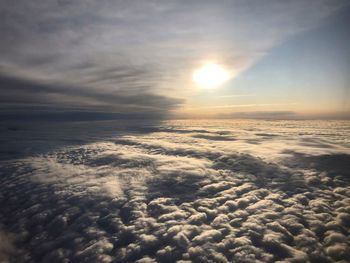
0, 119, 350, 262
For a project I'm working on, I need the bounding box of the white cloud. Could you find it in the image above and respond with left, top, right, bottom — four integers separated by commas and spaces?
0, 119, 349, 261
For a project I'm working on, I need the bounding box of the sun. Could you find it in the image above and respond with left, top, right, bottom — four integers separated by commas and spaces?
192, 63, 230, 88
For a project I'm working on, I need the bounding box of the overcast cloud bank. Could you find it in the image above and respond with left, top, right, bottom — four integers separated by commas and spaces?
1, 0, 349, 118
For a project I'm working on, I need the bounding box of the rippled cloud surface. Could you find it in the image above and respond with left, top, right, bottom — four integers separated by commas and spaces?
1, 120, 350, 262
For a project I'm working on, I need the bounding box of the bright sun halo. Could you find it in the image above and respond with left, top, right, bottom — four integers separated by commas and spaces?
193, 63, 230, 88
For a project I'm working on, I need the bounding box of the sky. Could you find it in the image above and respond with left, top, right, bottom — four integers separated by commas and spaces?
0, 0, 349, 120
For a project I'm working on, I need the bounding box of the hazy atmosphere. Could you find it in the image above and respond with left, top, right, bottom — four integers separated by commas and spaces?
0, 0, 349, 119
0, 1, 350, 262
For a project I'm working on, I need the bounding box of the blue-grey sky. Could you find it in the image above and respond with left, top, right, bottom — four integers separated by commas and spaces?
0, 0, 349, 119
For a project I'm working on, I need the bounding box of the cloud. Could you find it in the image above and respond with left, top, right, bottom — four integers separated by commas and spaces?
1, 119, 350, 262
0, 0, 348, 118
218, 111, 298, 119
189, 104, 299, 110
283, 152, 350, 178
0, 227, 19, 263
0, 74, 183, 120
191, 134, 236, 141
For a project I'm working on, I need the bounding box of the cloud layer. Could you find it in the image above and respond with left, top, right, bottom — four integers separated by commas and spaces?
0, 0, 348, 117
0, 119, 350, 262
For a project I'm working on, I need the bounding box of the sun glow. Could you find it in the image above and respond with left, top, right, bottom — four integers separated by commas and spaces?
192, 63, 230, 88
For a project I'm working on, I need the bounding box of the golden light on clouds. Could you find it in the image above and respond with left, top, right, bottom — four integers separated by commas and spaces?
192, 63, 230, 88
